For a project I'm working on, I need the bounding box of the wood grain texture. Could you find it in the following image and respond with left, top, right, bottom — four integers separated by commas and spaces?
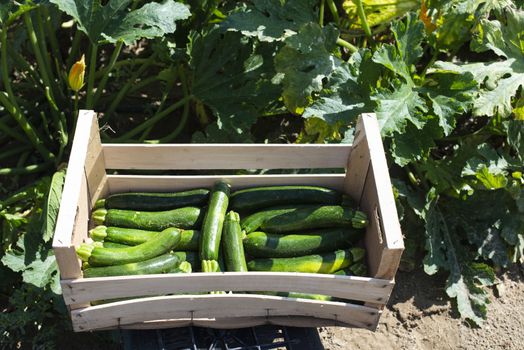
344, 117, 371, 203
102, 144, 351, 170
70, 294, 379, 331
53, 110, 98, 279
90, 316, 357, 331
359, 114, 404, 279
60, 272, 393, 305
106, 174, 346, 193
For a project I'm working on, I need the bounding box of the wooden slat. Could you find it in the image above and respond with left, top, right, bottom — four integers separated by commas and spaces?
61, 272, 393, 305
102, 144, 352, 170
70, 294, 379, 331
344, 116, 371, 203
107, 174, 346, 193
84, 115, 106, 208
53, 110, 98, 279
359, 114, 404, 279
95, 316, 357, 331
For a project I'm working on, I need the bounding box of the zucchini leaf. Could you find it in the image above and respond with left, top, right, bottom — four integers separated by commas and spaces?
434, 8, 524, 118
224, 0, 318, 42
421, 190, 495, 326
41, 168, 66, 243
189, 28, 280, 142
49, 0, 191, 44
274, 23, 339, 114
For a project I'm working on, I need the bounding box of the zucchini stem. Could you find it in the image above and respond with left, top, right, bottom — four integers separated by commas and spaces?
92, 208, 107, 226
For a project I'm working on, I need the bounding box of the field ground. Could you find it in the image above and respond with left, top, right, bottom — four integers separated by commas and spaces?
320, 265, 524, 350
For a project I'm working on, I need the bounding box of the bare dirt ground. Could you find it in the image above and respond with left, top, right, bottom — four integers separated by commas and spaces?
319, 264, 524, 350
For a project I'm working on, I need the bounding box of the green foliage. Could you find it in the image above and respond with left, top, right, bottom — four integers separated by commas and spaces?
49, 0, 191, 44
1, 0, 523, 342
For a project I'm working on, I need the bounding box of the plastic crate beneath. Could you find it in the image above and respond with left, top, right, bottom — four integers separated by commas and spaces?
120, 325, 324, 350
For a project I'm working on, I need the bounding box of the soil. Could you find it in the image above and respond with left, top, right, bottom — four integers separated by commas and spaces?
319, 264, 524, 350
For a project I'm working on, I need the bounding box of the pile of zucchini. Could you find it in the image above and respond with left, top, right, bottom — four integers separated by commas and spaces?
77, 182, 369, 299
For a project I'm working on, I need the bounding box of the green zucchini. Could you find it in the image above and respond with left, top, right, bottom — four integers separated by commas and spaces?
222, 211, 248, 271
200, 181, 230, 265
171, 261, 192, 273
173, 251, 199, 270
240, 206, 305, 233
95, 188, 209, 211
243, 228, 363, 258
230, 186, 343, 212
91, 206, 203, 231
83, 252, 181, 278
90, 226, 200, 251
102, 241, 130, 249
334, 262, 368, 276
77, 227, 182, 266
260, 205, 368, 233
247, 248, 358, 273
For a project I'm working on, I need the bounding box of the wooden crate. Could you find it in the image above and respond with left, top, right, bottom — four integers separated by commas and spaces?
52, 110, 404, 332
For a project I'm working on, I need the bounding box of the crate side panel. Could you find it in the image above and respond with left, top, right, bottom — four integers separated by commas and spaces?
359, 114, 404, 280
343, 117, 371, 203
62, 272, 393, 305
53, 110, 97, 279
102, 144, 351, 170
71, 295, 378, 332
84, 116, 106, 207
106, 174, 347, 193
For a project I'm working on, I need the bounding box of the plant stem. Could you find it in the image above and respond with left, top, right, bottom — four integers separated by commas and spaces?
111, 95, 193, 141
92, 40, 124, 106
42, 6, 63, 69
0, 162, 52, 176
23, 13, 57, 102
326, 0, 340, 24
319, 0, 325, 27
0, 144, 31, 162
105, 54, 156, 118
354, 0, 372, 39
0, 92, 54, 161
127, 75, 161, 94
66, 28, 82, 69
0, 114, 27, 143
86, 42, 98, 109
336, 37, 358, 53
0, 27, 54, 161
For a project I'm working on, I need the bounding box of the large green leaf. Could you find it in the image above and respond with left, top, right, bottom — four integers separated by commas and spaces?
49, 0, 190, 44
189, 28, 280, 141
41, 169, 66, 243
274, 23, 339, 114
462, 144, 509, 190
421, 71, 478, 136
371, 78, 427, 136
434, 8, 524, 117
421, 190, 495, 326
302, 49, 379, 125
391, 119, 442, 166
223, 0, 317, 42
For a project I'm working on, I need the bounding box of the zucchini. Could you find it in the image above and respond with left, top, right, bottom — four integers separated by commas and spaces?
240, 206, 305, 234
171, 261, 192, 273
334, 262, 368, 276
95, 188, 209, 211
91, 206, 203, 231
260, 205, 368, 233
83, 252, 181, 278
77, 227, 182, 266
230, 185, 343, 212
102, 241, 130, 249
90, 226, 200, 251
243, 228, 363, 258
200, 181, 230, 266
222, 211, 248, 271
173, 251, 199, 270
247, 248, 359, 273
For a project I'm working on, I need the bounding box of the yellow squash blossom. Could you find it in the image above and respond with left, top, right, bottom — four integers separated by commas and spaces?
68, 54, 85, 92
